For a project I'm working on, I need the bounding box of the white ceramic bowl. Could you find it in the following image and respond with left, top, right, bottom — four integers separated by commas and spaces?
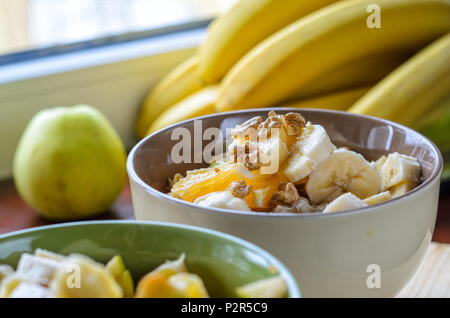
127, 108, 443, 297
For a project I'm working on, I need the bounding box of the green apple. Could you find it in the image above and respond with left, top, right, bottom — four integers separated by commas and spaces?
13, 105, 126, 220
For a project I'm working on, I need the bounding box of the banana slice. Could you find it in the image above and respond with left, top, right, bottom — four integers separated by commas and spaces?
379, 153, 421, 191
16, 253, 61, 286
194, 190, 251, 211
9, 281, 53, 298
363, 191, 392, 205
0, 275, 24, 298
389, 180, 418, 198
323, 192, 368, 213
375, 155, 387, 171
283, 123, 335, 182
0, 265, 14, 282
236, 276, 287, 298
306, 149, 381, 204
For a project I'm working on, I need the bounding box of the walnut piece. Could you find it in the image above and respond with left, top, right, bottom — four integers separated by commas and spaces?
231, 116, 262, 138
274, 197, 319, 213
257, 111, 283, 138
244, 153, 261, 170
270, 182, 300, 206
282, 112, 305, 136
227, 180, 252, 198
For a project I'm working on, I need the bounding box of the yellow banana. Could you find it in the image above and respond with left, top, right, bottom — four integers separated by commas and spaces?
289, 52, 412, 100
349, 33, 450, 127
280, 85, 372, 111
198, 0, 340, 84
217, 0, 450, 112
413, 94, 450, 130
135, 56, 203, 138
148, 86, 219, 134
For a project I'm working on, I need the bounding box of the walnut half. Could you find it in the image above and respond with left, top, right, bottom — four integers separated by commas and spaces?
270, 182, 300, 206
227, 180, 252, 198
231, 116, 262, 139
282, 112, 306, 136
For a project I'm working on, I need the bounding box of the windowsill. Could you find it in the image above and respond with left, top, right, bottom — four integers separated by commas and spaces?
0, 23, 207, 180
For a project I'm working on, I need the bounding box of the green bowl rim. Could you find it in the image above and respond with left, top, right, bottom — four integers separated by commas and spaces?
0, 220, 301, 298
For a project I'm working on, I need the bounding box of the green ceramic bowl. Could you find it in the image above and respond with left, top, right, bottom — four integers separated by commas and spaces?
0, 220, 300, 298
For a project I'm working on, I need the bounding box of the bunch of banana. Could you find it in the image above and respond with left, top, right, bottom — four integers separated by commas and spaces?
136, 0, 450, 175
135, 56, 203, 138
348, 32, 450, 127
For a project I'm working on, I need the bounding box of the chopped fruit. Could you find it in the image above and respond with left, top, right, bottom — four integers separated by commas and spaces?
283, 124, 335, 183
236, 276, 287, 298
171, 163, 285, 209
135, 254, 209, 298
169, 111, 422, 213
15, 253, 61, 286
9, 282, 53, 298
379, 153, 421, 190
106, 255, 134, 297
251, 185, 280, 210
375, 155, 387, 171
323, 193, 368, 213
306, 150, 381, 204
50, 255, 123, 298
363, 191, 392, 205
171, 163, 253, 202
167, 272, 209, 298
389, 180, 418, 198
194, 191, 251, 211
0, 265, 14, 282
2, 249, 286, 298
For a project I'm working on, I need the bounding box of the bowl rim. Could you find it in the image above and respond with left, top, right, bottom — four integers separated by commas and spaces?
127, 108, 443, 219
0, 220, 301, 298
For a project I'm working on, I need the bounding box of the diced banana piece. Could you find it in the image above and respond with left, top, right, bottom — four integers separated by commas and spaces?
0, 264, 14, 282
167, 272, 209, 298
389, 180, 418, 198
258, 134, 289, 169
9, 281, 53, 298
50, 254, 123, 298
306, 150, 381, 204
236, 276, 287, 298
16, 253, 61, 286
194, 190, 251, 211
380, 153, 421, 190
253, 186, 276, 209
323, 193, 368, 213
0, 275, 22, 298
375, 155, 387, 171
283, 124, 335, 182
284, 155, 314, 183
363, 191, 392, 205
34, 248, 66, 261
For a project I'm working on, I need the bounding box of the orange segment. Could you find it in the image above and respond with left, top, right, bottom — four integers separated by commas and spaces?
135, 272, 179, 298
171, 163, 286, 209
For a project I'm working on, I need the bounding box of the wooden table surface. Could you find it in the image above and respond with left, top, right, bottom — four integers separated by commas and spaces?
397, 242, 449, 298
1, 179, 449, 242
